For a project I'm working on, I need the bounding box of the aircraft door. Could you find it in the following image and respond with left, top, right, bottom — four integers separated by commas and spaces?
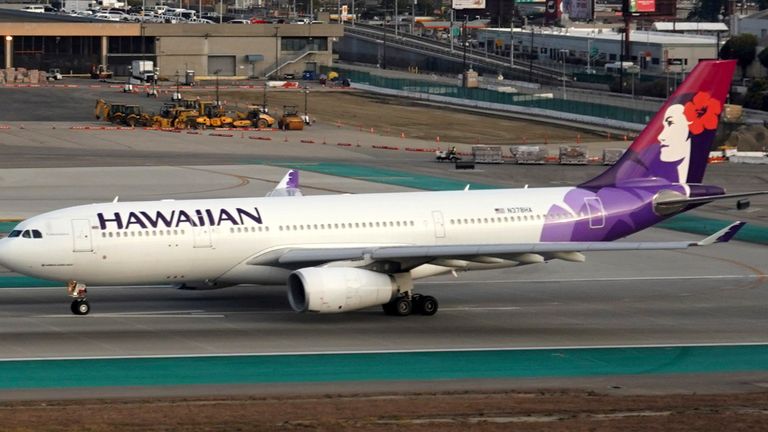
584, 197, 605, 229
193, 226, 212, 248
71, 219, 93, 252
432, 211, 446, 238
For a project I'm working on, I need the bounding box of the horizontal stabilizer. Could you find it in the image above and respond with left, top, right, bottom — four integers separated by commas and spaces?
655, 191, 768, 209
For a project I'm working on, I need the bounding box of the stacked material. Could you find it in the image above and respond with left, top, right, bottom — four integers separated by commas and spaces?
0, 68, 48, 84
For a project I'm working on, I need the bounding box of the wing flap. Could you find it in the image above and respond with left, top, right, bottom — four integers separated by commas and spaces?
256, 221, 745, 267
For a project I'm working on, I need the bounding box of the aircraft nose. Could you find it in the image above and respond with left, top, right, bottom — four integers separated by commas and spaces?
0, 238, 18, 269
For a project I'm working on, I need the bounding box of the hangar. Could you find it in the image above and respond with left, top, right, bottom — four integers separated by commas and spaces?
0, 9, 343, 78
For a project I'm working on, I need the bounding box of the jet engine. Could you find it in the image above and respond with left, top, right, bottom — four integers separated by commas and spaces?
288, 267, 407, 313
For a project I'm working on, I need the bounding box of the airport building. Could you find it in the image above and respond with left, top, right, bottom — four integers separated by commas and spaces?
0, 10, 343, 78
477, 26, 720, 73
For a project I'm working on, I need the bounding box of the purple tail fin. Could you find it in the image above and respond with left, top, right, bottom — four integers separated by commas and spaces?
581, 60, 736, 189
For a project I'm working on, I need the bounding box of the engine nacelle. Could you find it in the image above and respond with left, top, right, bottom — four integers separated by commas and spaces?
288, 268, 407, 313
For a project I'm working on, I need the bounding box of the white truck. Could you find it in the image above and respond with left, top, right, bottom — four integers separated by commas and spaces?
129, 60, 156, 85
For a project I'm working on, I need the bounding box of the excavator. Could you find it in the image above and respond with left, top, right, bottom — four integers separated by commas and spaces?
233, 105, 276, 129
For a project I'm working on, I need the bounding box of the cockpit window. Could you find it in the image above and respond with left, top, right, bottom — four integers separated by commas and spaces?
8, 230, 21, 238
21, 230, 31, 238
31, 230, 42, 239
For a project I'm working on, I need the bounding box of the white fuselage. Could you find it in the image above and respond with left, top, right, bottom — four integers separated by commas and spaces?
0, 187, 589, 286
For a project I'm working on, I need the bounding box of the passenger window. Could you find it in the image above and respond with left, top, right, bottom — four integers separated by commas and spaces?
8, 230, 21, 238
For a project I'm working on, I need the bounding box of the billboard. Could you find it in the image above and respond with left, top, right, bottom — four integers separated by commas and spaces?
630, 0, 655, 13
544, 0, 561, 23
567, 0, 593, 20
452, 0, 486, 9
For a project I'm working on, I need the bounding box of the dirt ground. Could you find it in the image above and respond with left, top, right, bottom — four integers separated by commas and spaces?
1, 390, 766, 431
219, 88, 612, 145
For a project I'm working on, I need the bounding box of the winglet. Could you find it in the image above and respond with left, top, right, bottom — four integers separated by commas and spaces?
696, 221, 746, 246
267, 169, 303, 197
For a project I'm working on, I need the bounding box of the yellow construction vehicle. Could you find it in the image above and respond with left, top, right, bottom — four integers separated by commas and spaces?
233, 105, 276, 128
195, 101, 234, 129
94, 100, 129, 124
121, 105, 154, 127
94, 99, 127, 123
278, 105, 304, 130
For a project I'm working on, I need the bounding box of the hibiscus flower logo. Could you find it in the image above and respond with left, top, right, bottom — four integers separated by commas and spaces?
683, 91, 722, 135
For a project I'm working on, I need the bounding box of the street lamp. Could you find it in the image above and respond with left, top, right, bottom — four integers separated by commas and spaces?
560, 49, 568, 100
304, 85, 309, 122
214, 68, 221, 106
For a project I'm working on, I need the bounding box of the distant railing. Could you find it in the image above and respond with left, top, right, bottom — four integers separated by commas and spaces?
322, 65, 655, 125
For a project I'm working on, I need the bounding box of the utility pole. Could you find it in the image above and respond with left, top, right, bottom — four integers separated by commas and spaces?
528, 26, 534, 82
510, 17, 514, 68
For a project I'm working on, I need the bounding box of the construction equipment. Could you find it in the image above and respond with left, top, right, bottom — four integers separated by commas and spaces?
278, 105, 304, 131
121, 105, 153, 127
94, 99, 128, 123
195, 101, 234, 129
90, 64, 113, 80
233, 105, 276, 129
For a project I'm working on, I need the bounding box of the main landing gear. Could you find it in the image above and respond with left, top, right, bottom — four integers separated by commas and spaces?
382, 293, 438, 317
67, 281, 90, 316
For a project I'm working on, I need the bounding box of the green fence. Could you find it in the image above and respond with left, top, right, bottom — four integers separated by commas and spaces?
323, 66, 655, 125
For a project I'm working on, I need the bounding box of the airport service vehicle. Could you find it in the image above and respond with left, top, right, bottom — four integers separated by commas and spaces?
435, 149, 460, 162
0, 60, 766, 317
129, 60, 156, 85
47, 68, 63, 80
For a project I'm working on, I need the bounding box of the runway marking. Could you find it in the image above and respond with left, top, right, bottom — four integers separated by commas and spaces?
419, 274, 766, 285
441, 307, 521, 311
2, 342, 768, 362
34, 310, 224, 319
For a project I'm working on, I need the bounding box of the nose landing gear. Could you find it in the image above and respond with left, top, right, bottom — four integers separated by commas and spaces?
67, 281, 90, 316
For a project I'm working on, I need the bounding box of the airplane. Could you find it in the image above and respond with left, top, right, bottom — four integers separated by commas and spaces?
0, 59, 765, 317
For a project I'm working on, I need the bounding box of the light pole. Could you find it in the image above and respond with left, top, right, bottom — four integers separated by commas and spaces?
509, 18, 514, 68
274, 26, 280, 78
560, 49, 568, 100
214, 68, 221, 106
304, 85, 309, 118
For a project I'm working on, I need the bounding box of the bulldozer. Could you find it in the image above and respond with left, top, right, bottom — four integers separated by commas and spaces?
233, 105, 276, 129
278, 105, 304, 131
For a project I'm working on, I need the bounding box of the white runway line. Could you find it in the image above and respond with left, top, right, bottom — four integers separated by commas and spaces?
419, 274, 765, 285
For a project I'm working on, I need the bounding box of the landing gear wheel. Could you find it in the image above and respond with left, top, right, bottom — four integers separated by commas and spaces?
70, 299, 90, 316
419, 296, 439, 316
394, 297, 413, 316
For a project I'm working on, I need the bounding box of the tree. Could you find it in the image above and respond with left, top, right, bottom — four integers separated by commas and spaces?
759, 46, 768, 70
720, 34, 758, 78
689, 0, 726, 21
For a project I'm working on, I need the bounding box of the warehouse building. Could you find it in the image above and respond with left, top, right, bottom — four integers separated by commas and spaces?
0, 9, 343, 78
477, 26, 719, 73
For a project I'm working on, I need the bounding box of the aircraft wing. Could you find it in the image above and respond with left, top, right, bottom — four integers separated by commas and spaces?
248, 221, 745, 268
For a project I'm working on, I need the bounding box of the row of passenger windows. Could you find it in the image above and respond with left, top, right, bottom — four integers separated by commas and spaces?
8, 229, 43, 239
101, 229, 187, 238
277, 220, 415, 232
449, 213, 578, 225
